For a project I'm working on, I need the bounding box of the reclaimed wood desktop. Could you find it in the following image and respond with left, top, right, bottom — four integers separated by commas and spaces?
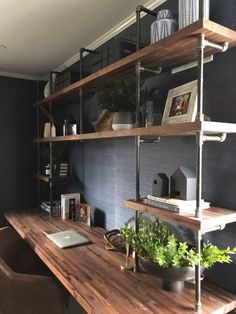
4, 209, 236, 314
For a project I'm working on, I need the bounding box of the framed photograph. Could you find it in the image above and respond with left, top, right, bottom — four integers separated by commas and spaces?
75, 203, 91, 226
162, 80, 198, 125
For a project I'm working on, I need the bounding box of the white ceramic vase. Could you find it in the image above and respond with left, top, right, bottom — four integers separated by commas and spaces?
151, 9, 176, 44
112, 112, 135, 131
44, 123, 56, 137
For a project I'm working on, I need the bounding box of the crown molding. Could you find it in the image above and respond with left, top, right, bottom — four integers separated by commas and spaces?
55, 0, 166, 72
0, 71, 41, 81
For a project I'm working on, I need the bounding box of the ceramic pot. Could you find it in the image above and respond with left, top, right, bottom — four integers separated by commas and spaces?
178, 0, 210, 30
151, 9, 176, 43
141, 260, 202, 293
112, 112, 135, 131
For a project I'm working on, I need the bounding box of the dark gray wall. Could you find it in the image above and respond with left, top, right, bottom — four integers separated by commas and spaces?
0, 76, 37, 221
53, 0, 236, 292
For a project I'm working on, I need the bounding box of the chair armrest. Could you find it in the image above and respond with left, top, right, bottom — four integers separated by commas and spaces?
0, 259, 67, 314
0, 227, 51, 276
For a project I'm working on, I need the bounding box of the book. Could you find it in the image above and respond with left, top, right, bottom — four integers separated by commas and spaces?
144, 195, 210, 213
61, 193, 81, 220
41, 200, 61, 215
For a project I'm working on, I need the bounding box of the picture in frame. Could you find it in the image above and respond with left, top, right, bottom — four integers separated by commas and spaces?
75, 203, 91, 226
162, 80, 198, 125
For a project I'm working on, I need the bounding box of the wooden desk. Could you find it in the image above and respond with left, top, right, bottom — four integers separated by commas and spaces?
5, 209, 236, 314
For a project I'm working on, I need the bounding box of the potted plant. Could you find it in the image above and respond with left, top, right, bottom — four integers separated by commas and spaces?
95, 79, 136, 130
120, 218, 236, 292
95, 79, 158, 131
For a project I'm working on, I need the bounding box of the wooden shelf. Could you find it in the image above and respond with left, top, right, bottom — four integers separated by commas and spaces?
34, 121, 236, 143
5, 209, 236, 314
125, 199, 236, 231
36, 174, 70, 183
34, 19, 236, 107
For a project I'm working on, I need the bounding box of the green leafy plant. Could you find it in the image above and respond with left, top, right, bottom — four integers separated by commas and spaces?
120, 218, 236, 269
95, 78, 157, 112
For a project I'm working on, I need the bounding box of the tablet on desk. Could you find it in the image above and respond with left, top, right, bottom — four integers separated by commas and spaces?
46, 230, 90, 248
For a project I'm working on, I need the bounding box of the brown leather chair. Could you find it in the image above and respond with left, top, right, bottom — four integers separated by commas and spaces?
0, 226, 67, 314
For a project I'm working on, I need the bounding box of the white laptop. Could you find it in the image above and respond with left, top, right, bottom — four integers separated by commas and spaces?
46, 230, 90, 248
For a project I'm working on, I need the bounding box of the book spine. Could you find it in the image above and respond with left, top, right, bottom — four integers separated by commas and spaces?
144, 199, 179, 213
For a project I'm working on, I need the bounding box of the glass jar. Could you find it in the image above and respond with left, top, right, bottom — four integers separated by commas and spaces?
145, 101, 154, 127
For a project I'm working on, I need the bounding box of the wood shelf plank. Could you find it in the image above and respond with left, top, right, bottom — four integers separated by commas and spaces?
125, 199, 236, 231
36, 174, 70, 183
34, 19, 236, 107
4, 209, 236, 314
34, 121, 236, 143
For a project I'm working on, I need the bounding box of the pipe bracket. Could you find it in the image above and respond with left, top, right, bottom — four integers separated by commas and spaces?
203, 133, 227, 143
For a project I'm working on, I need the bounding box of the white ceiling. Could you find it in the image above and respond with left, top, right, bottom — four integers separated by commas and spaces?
0, 0, 164, 80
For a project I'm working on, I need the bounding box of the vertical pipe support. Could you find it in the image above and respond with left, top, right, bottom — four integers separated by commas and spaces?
49, 73, 53, 216
134, 135, 141, 272
79, 48, 99, 134
199, 0, 206, 20
133, 7, 142, 271
197, 34, 205, 121
136, 7, 141, 51
36, 81, 40, 210
194, 30, 206, 312
49, 140, 53, 217
134, 63, 141, 271
79, 50, 83, 134
194, 230, 202, 312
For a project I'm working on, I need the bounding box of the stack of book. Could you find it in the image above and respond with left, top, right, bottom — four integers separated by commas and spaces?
143, 195, 210, 213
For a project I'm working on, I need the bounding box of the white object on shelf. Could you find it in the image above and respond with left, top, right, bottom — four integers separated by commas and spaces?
44, 123, 56, 137
178, 0, 210, 30
44, 73, 58, 98
150, 9, 176, 44
51, 124, 56, 137
45, 164, 51, 176
61, 193, 81, 220
112, 124, 134, 131
41, 200, 60, 213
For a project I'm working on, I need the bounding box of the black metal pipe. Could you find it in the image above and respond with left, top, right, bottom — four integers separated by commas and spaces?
79, 48, 100, 80
134, 4, 157, 273
36, 81, 40, 210
136, 6, 156, 51
79, 51, 84, 134
79, 48, 100, 55
79, 48, 100, 134
49, 140, 53, 217
49, 74, 53, 216
136, 9, 141, 51
136, 5, 157, 17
